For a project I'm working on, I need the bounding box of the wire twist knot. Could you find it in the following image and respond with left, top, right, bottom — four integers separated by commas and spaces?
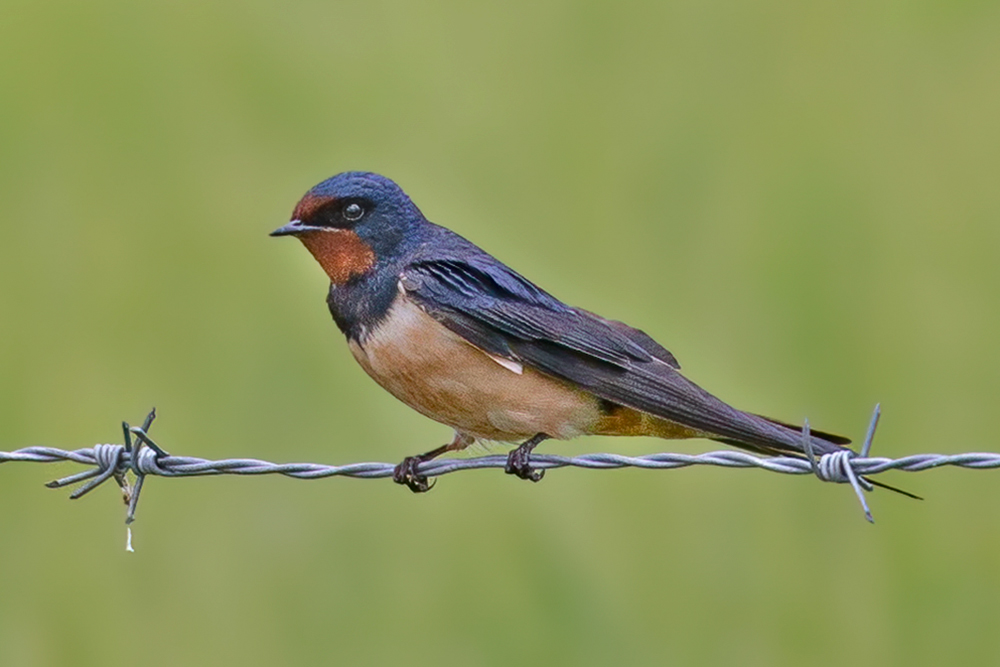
815, 450, 855, 483
133, 447, 167, 475
801, 407, 882, 523
93, 443, 127, 474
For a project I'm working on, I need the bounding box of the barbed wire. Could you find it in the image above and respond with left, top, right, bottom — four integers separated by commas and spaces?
2, 405, 999, 535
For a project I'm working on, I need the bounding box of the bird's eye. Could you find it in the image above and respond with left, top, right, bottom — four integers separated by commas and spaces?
344, 203, 364, 221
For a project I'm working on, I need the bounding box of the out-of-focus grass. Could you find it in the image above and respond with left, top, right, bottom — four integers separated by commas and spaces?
1, 1, 999, 665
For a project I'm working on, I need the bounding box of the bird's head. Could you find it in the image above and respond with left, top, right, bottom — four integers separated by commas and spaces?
271, 172, 424, 284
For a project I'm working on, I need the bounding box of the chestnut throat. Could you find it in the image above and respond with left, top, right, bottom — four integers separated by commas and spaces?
298, 229, 376, 284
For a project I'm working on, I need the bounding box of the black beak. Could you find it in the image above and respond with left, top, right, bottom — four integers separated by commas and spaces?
270, 220, 319, 237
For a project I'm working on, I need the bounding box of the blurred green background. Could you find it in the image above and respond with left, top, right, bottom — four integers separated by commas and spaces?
2, 1, 999, 665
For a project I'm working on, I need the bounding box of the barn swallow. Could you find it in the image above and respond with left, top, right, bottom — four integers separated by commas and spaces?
271, 171, 860, 493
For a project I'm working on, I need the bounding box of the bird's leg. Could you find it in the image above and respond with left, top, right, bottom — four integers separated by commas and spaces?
393, 446, 449, 493
505, 433, 549, 482
393, 432, 473, 493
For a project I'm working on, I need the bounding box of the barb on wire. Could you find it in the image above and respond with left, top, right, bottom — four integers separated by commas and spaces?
3, 405, 1000, 532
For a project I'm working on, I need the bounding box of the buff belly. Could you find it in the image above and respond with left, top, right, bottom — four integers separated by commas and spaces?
347, 297, 604, 442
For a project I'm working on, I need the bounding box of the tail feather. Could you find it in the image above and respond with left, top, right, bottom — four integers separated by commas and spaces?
597, 404, 850, 457
867, 478, 923, 500
714, 416, 922, 501
598, 404, 921, 501
750, 413, 852, 445
710, 410, 852, 458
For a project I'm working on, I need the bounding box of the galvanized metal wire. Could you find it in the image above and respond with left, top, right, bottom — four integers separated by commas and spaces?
2, 406, 998, 530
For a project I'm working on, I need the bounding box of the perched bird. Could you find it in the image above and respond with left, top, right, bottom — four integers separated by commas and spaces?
271, 171, 857, 493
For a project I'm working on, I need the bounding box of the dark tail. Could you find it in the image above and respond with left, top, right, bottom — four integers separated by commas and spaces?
709, 409, 851, 458
712, 410, 921, 501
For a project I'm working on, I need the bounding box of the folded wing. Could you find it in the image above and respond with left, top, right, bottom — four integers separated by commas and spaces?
401, 256, 849, 457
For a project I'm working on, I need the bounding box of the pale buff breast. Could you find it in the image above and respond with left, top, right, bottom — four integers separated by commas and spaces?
347, 296, 604, 442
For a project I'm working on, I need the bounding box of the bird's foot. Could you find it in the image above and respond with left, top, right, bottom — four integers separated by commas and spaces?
393, 456, 435, 493
504, 434, 548, 482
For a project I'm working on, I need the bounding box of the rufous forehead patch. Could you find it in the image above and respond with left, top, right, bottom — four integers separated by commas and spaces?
292, 193, 337, 223
298, 229, 376, 284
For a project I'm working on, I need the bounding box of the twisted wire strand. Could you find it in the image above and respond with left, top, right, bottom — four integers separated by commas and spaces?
1, 406, 997, 526
7, 445, 1000, 477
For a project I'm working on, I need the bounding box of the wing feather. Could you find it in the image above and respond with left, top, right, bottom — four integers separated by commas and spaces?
402, 257, 847, 456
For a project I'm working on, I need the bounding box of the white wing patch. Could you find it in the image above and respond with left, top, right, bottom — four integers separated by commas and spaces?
485, 352, 523, 375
